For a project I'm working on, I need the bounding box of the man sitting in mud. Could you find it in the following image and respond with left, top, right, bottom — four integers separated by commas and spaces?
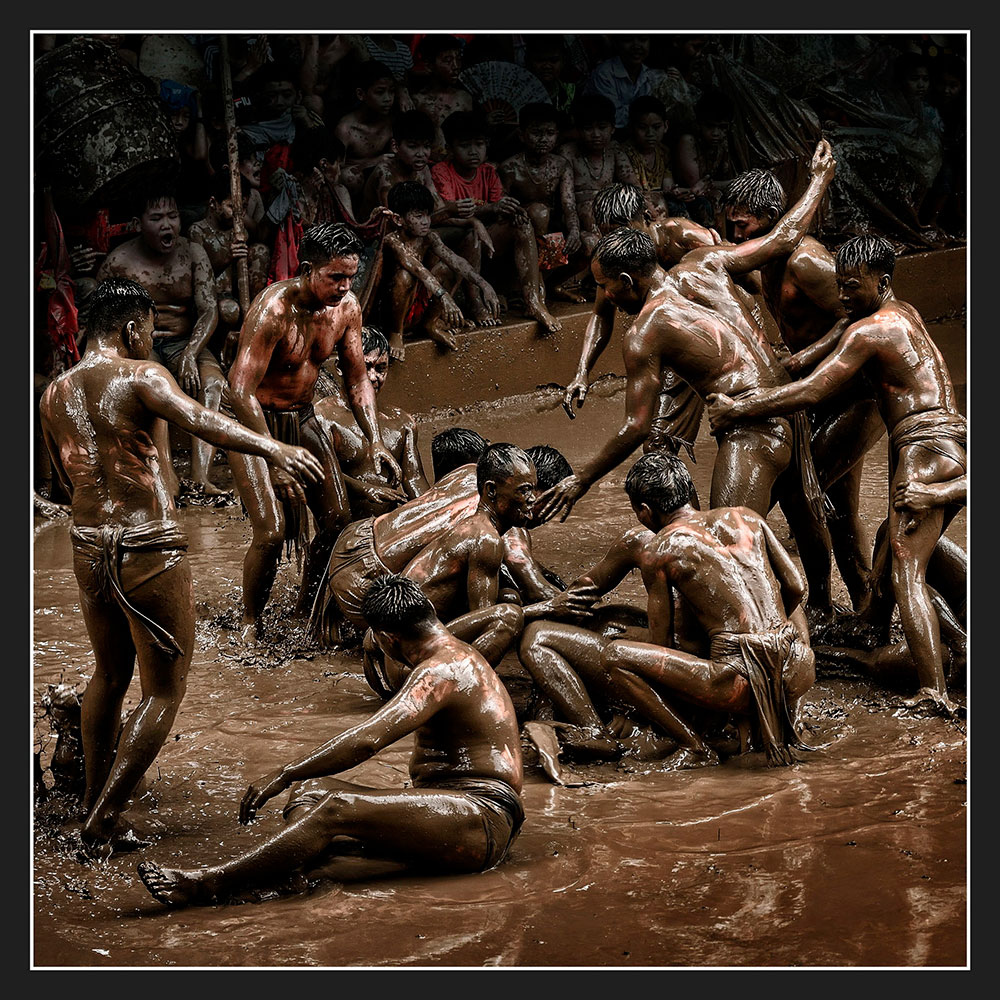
137, 573, 524, 907
521, 451, 816, 777
314, 326, 429, 520
313, 443, 540, 672
380, 180, 502, 361
38, 278, 325, 856
709, 234, 967, 715
96, 186, 225, 498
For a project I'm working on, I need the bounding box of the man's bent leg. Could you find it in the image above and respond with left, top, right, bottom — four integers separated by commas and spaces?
139, 782, 501, 906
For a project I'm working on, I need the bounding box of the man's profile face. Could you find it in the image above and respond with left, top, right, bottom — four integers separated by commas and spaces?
592, 259, 643, 314
140, 199, 181, 255
364, 349, 390, 394
489, 462, 537, 528
725, 205, 771, 244
307, 254, 359, 306
836, 264, 884, 319
432, 48, 462, 85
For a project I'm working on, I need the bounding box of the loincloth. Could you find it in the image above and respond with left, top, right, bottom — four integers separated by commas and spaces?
261, 402, 332, 561
710, 623, 815, 767
424, 776, 525, 871
648, 380, 704, 461
70, 520, 188, 655
310, 516, 390, 638
890, 408, 967, 470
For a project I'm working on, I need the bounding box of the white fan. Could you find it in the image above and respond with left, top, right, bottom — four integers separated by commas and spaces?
459, 61, 551, 124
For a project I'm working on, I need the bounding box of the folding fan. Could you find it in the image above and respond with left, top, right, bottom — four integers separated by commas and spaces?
459, 61, 552, 124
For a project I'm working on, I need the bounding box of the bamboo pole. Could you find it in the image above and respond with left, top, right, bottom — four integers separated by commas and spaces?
219, 35, 251, 321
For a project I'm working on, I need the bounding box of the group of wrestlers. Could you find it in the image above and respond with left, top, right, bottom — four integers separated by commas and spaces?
38, 138, 967, 907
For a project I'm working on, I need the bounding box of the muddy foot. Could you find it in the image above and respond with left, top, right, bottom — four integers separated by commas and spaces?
138, 861, 216, 907
901, 687, 959, 718
662, 746, 720, 770
523, 722, 595, 786
425, 321, 458, 350
388, 333, 406, 363
471, 302, 501, 328
552, 283, 588, 304
527, 304, 562, 334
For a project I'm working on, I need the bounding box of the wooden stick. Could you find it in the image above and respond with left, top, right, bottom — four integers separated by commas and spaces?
219, 35, 251, 321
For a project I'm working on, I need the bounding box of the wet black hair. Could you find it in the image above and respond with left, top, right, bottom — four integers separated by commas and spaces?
723, 168, 786, 219
524, 35, 566, 59
573, 94, 616, 128
624, 451, 693, 515
442, 110, 489, 146
835, 234, 896, 280
519, 101, 558, 130
355, 60, 396, 93
255, 61, 299, 91
362, 574, 436, 636
593, 226, 658, 277
361, 326, 390, 357
387, 180, 435, 216
135, 187, 178, 219
87, 277, 156, 335
431, 427, 489, 480
627, 94, 667, 124
525, 445, 573, 492
592, 183, 647, 227
298, 222, 363, 265
393, 109, 436, 145
477, 442, 532, 495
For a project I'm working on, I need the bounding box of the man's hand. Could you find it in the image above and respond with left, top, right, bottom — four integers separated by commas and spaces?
481, 282, 501, 320
565, 228, 582, 255
562, 374, 589, 418
893, 480, 953, 531
359, 481, 408, 505
369, 442, 402, 486
810, 138, 836, 184
706, 392, 739, 434
70, 245, 102, 275
230, 238, 249, 261
448, 198, 476, 220
239, 767, 290, 825
270, 465, 308, 506
270, 443, 325, 485
177, 351, 202, 398
497, 196, 527, 222
535, 474, 587, 524
438, 291, 465, 329
472, 218, 495, 258
524, 590, 594, 623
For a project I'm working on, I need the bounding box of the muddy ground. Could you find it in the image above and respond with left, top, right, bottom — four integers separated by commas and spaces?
32, 372, 968, 970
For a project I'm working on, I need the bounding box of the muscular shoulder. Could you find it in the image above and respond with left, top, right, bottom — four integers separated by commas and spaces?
787, 238, 836, 283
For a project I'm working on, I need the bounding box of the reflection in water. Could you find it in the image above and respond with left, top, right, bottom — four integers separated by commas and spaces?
33, 387, 967, 969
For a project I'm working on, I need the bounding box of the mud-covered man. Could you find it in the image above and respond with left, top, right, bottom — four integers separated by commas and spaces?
39, 278, 324, 856
226, 222, 401, 637
138, 574, 524, 907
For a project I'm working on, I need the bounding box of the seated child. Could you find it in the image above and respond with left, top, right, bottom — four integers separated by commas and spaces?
499, 102, 585, 313
314, 326, 428, 520
621, 95, 685, 221
333, 60, 398, 203
188, 170, 270, 364
558, 94, 638, 251
379, 180, 502, 360
410, 34, 476, 162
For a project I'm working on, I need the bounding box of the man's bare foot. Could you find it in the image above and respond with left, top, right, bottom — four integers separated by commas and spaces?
138, 861, 217, 907
526, 303, 562, 334
662, 745, 719, 770
81, 817, 152, 860
902, 686, 959, 717
424, 320, 458, 351
523, 722, 593, 786
388, 332, 406, 363
239, 620, 263, 644
195, 481, 231, 498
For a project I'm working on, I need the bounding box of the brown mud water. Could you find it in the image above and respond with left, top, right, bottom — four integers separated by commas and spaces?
32, 255, 967, 968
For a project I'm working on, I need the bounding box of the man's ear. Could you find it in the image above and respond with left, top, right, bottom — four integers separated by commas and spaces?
621, 272, 636, 290
879, 273, 891, 293
484, 480, 498, 499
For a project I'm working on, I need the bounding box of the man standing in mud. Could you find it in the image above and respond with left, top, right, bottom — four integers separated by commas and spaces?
709, 234, 966, 713
537, 140, 838, 555
138, 574, 524, 907
721, 167, 886, 616
38, 278, 325, 856
226, 222, 401, 638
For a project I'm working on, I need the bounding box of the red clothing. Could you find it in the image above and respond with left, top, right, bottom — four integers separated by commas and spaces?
430, 161, 504, 206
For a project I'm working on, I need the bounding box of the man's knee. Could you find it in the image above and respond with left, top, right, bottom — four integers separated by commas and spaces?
494, 602, 524, 637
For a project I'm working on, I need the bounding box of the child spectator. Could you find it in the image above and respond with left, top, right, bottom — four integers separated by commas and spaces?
410, 35, 475, 161
584, 34, 668, 130
621, 95, 685, 221
524, 35, 578, 125
670, 88, 736, 230
333, 60, 398, 203
380, 180, 501, 360
362, 110, 443, 219
361, 34, 415, 110
499, 102, 584, 310
558, 94, 637, 251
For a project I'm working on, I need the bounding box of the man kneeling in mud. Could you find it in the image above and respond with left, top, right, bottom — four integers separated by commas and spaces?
138, 574, 524, 906
520, 451, 816, 775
